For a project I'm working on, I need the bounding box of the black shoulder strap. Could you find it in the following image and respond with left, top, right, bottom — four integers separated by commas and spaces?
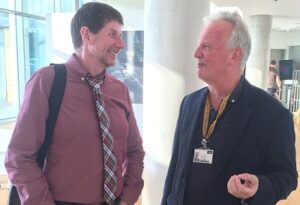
8, 64, 67, 205
36, 64, 67, 167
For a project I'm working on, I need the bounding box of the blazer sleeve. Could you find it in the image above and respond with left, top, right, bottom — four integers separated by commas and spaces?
249, 110, 298, 205
161, 97, 186, 205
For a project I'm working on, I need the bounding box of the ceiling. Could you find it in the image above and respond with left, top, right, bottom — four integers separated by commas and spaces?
101, 0, 300, 32
212, 0, 300, 32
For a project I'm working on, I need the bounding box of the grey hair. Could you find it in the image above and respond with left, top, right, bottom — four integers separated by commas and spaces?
204, 10, 251, 69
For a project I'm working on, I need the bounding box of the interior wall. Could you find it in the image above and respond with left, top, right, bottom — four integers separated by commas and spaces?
289, 46, 300, 70
270, 30, 300, 49
96, 0, 144, 10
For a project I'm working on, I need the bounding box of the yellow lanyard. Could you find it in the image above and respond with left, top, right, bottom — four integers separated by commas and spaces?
202, 93, 230, 141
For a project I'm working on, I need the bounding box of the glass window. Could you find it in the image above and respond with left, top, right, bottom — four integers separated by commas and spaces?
0, 12, 19, 120
23, 17, 47, 77
0, 0, 9, 9
55, 0, 75, 12
0, 2, 78, 203
79, 0, 96, 7
17, 0, 55, 16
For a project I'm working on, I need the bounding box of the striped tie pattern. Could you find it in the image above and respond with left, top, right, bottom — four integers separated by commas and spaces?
85, 73, 117, 204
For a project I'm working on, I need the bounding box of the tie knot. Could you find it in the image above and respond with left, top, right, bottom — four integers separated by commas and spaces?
84, 73, 105, 91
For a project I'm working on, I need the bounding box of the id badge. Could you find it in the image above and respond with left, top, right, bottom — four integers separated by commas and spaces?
193, 148, 213, 164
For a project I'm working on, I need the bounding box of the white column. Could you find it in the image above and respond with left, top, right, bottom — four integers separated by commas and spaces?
246, 15, 272, 89
142, 0, 209, 204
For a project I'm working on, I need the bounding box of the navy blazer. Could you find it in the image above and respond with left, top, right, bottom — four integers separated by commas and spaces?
161, 79, 298, 205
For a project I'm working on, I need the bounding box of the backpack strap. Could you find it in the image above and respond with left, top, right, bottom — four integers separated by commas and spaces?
8, 64, 67, 205
37, 64, 67, 167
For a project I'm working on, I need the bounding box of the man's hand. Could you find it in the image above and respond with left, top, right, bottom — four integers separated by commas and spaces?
227, 173, 259, 199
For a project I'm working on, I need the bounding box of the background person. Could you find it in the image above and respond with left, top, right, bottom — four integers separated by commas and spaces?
267, 60, 281, 99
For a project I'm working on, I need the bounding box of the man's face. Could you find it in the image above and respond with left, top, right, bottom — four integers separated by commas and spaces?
194, 20, 235, 84
88, 20, 125, 69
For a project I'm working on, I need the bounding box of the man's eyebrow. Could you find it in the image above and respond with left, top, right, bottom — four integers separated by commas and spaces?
109, 28, 120, 32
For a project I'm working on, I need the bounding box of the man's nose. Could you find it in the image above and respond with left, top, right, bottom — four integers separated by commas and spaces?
117, 38, 125, 49
194, 47, 202, 58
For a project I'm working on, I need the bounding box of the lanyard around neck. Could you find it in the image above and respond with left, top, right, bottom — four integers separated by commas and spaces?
202, 93, 230, 140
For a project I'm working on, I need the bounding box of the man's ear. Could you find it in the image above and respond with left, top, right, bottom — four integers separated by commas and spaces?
80, 26, 92, 45
229, 47, 243, 66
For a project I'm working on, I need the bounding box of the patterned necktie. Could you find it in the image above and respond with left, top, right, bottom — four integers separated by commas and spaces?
85, 73, 117, 204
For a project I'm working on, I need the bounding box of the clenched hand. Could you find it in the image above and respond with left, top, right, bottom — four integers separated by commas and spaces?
227, 173, 259, 199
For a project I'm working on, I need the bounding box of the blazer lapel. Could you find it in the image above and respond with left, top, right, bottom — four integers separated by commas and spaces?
208, 81, 256, 186
181, 89, 208, 178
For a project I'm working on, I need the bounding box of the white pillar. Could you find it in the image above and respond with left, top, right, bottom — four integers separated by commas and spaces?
142, 0, 209, 204
246, 15, 272, 89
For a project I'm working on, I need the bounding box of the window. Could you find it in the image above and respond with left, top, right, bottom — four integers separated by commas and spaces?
0, 12, 19, 120
0, 0, 77, 180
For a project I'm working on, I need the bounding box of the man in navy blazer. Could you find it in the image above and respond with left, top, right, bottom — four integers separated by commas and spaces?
161, 10, 298, 205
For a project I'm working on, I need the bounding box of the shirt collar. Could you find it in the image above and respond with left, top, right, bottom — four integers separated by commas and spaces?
66, 53, 108, 82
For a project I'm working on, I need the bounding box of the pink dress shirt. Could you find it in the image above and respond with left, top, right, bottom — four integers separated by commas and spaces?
5, 54, 145, 205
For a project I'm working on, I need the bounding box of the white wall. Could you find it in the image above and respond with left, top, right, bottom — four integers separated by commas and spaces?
97, 0, 144, 10
270, 30, 300, 49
